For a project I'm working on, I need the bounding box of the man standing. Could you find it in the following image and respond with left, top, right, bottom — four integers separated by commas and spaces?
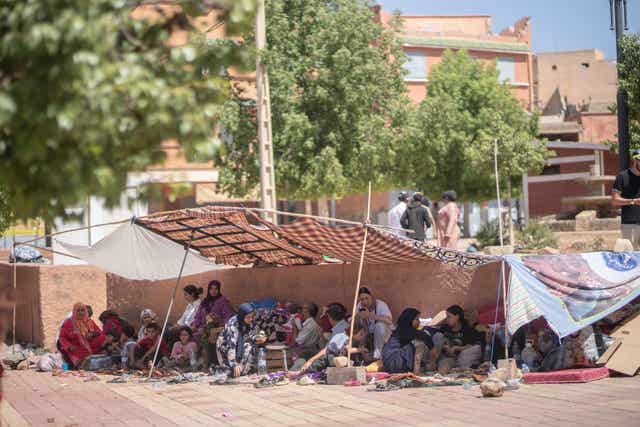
388, 191, 409, 237
612, 149, 640, 248
355, 287, 392, 361
401, 192, 432, 241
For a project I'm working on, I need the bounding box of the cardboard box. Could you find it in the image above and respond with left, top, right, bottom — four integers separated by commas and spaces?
603, 313, 640, 376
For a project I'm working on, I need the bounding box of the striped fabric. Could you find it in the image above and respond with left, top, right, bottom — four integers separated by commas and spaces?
135, 206, 495, 268
507, 268, 543, 335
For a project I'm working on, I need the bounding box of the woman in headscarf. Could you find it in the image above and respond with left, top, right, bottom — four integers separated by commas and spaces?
216, 303, 266, 377
432, 305, 483, 373
98, 310, 124, 338
138, 309, 158, 340
192, 280, 235, 339
58, 303, 107, 368
382, 308, 435, 374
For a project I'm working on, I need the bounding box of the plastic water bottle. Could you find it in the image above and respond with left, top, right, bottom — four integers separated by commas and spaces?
121, 353, 128, 370
521, 363, 530, 375
257, 348, 267, 376
190, 350, 197, 370
62, 362, 69, 371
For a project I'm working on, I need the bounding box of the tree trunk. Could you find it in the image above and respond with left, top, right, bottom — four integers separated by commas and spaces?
317, 196, 329, 223
329, 196, 336, 226
463, 202, 471, 238
304, 200, 312, 215
507, 180, 515, 246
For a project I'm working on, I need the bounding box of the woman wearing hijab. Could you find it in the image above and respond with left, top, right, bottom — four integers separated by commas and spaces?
381, 308, 435, 374
138, 309, 158, 340
58, 303, 107, 368
192, 280, 235, 339
216, 303, 266, 377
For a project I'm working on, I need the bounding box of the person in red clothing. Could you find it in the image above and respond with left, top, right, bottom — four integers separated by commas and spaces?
58, 302, 107, 369
135, 322, 169, 368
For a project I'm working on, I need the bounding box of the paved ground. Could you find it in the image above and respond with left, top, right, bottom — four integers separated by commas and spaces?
3, 370, 640, 427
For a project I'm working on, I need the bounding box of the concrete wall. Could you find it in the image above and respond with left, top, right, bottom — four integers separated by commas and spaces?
4, 260, 500, 349
108, 261, 500, 331
1, 262, 107, 350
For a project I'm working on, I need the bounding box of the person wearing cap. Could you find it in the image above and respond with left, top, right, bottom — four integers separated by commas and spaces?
388, 191, 409, 237
400, 192, 433, 242
355, 287, 392, 360
612, 149, 640, 248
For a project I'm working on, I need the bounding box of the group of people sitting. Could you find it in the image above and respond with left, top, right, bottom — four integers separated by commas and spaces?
55, 280, 498, 378
59, 279, 599, 378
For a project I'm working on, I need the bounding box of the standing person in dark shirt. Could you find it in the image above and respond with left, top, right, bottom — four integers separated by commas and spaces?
401, 192, 433, 241
612, 149, 640, 249
432, 305, 482, 373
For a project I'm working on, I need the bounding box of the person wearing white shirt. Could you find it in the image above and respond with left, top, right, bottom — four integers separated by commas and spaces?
355, 287, 392, 360
388, 191, 410, 237
176, 284, 203, 328
292, 303, 322, 357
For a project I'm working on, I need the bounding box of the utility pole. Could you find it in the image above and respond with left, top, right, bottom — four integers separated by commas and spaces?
610, 0, 631, 171
255, 0, 278, 224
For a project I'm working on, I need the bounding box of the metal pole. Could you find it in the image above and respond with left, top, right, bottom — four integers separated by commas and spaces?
347, 182, 372, 365
612, 0, 630, 171
255, 0, 277, 224
494, 140, 505, 247
11, 240, 16, 353
148, 232, 194, 379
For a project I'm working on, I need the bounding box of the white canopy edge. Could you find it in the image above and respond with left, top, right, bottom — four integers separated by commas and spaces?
56, 221, 226, 281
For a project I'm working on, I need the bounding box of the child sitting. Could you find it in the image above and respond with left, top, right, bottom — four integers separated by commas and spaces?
169, 326, 198, 369
120, 324, 137, 370
135, 322, 169, 369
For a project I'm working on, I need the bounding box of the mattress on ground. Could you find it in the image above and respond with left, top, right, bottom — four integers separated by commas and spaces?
524, 367, 610, 384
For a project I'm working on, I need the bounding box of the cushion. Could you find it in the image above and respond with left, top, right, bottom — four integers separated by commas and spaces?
524, 367, 610, 384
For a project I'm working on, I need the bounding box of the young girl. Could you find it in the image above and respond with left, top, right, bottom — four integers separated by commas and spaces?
120, 324, 137, 370
170, 326, 198, 369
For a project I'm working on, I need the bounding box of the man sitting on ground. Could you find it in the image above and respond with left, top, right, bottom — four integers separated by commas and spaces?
291, 303, 321, 359
289, 323, 366, 376
355, 287, 392, 361
323, 303, 349, 341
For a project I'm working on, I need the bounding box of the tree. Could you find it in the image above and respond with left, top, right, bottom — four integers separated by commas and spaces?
0, 0, 258, 222
619, 34, 640, 150
0, 186, 13, 237
215, 0, 410, 203
401, 49, 546, 202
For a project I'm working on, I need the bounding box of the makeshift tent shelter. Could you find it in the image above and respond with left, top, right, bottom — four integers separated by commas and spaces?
506, 253, 640, 338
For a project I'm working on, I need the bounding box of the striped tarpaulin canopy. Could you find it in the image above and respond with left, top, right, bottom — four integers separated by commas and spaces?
135, 206, 496, 268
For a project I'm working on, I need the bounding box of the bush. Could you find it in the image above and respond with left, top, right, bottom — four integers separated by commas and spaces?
475, 220, 503, 248
518, 220, 557, 250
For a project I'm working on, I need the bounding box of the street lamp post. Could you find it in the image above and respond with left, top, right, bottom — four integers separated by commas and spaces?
610, 0, 631, 171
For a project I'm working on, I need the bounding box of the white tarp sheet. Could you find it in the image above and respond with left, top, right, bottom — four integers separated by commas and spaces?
56, 221, 225, 280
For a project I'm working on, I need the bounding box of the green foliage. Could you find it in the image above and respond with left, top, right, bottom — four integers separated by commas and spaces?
517, 220, 557, 250
400, 50, 546, 201
215, 0, 410, 200
620, 34, 640, 150
0, 186, 13, 235
0, 0, 257, 222
475, 219, 503, 248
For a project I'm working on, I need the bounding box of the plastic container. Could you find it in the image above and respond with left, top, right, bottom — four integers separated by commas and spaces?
62, 362, 69, 371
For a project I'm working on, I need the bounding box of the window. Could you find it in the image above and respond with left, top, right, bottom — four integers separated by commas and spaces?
581, 62, 590, 69
404, 52, 427, 81
552, 64, 557, 71
497, 57, 515, 83
541, 165, 560, 175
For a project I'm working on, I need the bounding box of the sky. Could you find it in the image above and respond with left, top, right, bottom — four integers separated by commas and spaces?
382, 0, 640, 59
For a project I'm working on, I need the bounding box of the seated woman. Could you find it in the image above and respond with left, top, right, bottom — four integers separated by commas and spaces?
355, 287, 392, 361
134, 322, 169, 369
289, 322, 365, 375
58, 303, 107, 369
193, 280, 235, 341
169, 326, 198, 369
432, 305, 483, 373
382, 308, 435, 374
216, 303, 266, 378
137, 309, 158, 340
176, 285, 203, 329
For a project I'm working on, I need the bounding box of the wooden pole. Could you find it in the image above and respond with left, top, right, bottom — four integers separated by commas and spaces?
494, 139, 509, 360
347, 182, 372, 365
11, 240, 16, 353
